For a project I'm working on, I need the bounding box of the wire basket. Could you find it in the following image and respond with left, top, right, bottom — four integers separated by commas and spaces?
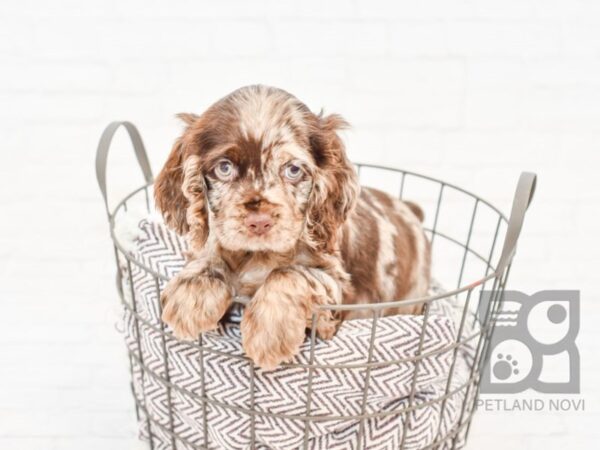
96, 122, 536, 450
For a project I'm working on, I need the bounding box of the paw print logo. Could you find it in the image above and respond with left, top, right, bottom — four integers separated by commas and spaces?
479, 290, 579, 394
486, 339, 531, 386
493, 354, 519, 381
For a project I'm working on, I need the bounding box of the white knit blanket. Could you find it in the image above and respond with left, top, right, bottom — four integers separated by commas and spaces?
118, 219, 477, 450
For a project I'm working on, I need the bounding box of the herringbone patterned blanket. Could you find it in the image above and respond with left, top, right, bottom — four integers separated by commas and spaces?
118, 219, 477, 449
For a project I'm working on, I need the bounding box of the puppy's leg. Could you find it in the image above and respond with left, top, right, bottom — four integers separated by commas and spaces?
241, 266, 342, 370
161, 259, 232, 340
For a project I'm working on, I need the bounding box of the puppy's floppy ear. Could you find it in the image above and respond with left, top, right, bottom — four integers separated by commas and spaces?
154, 114, 209, 247
306, 113, 360, 253
154, 135, 189, 235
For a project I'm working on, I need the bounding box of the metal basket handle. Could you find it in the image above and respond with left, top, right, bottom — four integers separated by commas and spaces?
95, 121, 154, 217
495, 172, 537, 275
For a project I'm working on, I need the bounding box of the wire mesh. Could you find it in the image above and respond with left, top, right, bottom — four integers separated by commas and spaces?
102, 155, 527, 450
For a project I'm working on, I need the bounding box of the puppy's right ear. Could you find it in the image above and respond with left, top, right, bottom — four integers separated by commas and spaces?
155, 114, 210, 248
154, 134, 190, 235
154, 114, 200, 235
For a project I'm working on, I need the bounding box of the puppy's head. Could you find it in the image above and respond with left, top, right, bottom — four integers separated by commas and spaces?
154, 85, 359, 253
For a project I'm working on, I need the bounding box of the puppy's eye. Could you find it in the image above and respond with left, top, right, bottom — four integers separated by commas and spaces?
215, 159, 236, 180
283, 163, 303, 181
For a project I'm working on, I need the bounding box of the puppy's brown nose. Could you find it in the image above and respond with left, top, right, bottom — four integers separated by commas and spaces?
245, 212, 273, 236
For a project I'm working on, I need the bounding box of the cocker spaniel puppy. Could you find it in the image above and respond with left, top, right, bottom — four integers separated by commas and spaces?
155, 85, 430, 369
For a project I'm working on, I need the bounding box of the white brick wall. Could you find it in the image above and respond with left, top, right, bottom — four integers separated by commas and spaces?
1, 1, 598, 448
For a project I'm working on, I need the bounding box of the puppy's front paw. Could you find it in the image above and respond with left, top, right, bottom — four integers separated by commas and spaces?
316, 310, 340, 340
161, 274, 232, 340
240, 288, 307, 370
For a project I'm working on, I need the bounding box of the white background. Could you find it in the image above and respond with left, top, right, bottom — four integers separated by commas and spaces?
1, 1, 599, 449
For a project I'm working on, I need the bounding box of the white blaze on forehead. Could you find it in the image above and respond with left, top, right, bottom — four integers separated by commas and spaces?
234, 87, 307, 151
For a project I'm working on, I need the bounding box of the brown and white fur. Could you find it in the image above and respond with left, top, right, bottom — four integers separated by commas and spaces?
154, 85, 430, 370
